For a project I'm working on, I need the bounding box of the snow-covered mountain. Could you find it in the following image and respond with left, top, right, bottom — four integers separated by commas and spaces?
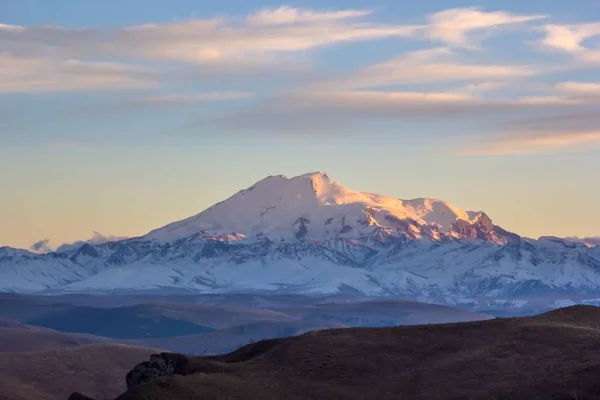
1, 172, 599, 303
145, 172, 516, 244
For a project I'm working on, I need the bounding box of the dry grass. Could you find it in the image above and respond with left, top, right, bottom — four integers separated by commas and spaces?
0, 327, 110, 353
102, 306, 600, 400
0, 344, 155, 400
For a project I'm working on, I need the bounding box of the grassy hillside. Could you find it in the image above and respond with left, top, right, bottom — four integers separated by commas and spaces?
73, 305, 600, 400
0, 344, 156, 400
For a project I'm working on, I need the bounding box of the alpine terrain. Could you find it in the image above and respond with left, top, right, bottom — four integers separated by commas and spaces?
2, 172, 600, 308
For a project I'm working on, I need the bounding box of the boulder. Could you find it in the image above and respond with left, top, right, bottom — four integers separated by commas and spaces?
68, 393, 95, 400
125, 352, 191, 389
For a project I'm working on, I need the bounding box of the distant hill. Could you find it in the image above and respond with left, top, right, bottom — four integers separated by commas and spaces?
0, 326, 109, 353
25, 306, 217, 339
128, 320, 347, 355
74, 306, 600, 400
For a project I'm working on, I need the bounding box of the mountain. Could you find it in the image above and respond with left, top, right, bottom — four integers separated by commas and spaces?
1, 172, 599, 304
145, 172, 516, 244
71, 306, 600, 400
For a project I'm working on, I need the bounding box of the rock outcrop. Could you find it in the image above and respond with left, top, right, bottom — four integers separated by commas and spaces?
124, 352, 232, 390
125, 352, 192, 389
68, 393, 94, 400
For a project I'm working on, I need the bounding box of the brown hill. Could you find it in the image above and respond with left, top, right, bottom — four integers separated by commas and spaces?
128, 319, 347, 355
76, 305, 600, 400
0, 344, 156, 400
0, 327, 88, 353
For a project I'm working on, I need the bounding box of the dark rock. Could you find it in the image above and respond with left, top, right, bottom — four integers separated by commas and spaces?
450, 212, 519, 244
68, 393, 95, 400
340, 225, 353, 234
294, 217, 310, 239
125, 352, 232, 390
126, 353, 191, 389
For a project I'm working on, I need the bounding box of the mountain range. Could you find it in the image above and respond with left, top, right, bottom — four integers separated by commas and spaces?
2, 172, 600, 308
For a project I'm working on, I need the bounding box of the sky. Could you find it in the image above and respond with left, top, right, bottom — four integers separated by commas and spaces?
1, 0, 600, 249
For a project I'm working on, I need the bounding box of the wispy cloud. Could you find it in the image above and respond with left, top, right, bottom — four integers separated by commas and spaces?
0, 9, 419, 66
93, 91, 253, 115
426, 7, 546, 47
555, 81, 600, 97
1, 4, 599, 158
200, 88, 588, 137
542, 23, 600, 53
0, 53, 157, 93
459, 105, 600, 155
0, 6, 424, 93
297, 48, 541, 92
247, 6, 372, 25
541, 22, 600, 65
460, 130, 600, 155
0, 5, 545, 94
142, 91, 252, 104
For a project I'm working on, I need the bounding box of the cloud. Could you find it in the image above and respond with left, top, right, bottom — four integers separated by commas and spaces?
297, 48, 541, 92
555, 81, 600, 97
460, 130, 600, 155
200, 88, 587, 137
0, 6, 560, 95
193, 45, 590, 138
459, 107, 600, 155
0, 9, 419, 66
0, 53, 157, 93
542, 23, 600, 53
426, 7, 546, 46
142, 91, 252, 104
461, 81, 507, 94
93, 91, 253, 115
27, 232, 128, 254
55, 232, 128, 253
28, 238, 52, 254
541, 23, 600, 65
247, 6, 372, 25
515, 95, 585, 105
0, 6, 426, 93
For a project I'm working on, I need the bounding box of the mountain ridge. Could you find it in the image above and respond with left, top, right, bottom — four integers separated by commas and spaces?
0, 172, 599, 302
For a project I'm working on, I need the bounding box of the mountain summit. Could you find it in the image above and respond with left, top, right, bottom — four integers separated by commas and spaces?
145, 172, 515, 245
0, 172, 598, 301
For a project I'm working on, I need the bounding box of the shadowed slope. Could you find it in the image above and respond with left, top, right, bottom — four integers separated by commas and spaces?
0, 344, 156, 400
0, 326, 107, 353
81, 306, 600, 400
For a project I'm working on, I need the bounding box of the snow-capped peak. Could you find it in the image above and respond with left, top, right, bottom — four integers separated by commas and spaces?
144, 172, 513, 244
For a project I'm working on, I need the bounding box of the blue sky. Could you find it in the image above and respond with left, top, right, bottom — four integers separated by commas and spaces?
1, 0, 599, 249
